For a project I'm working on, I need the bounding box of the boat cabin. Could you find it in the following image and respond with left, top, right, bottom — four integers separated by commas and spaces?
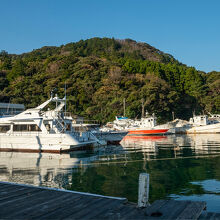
139, 112, 157, 128
189, 115, 209, 126
140, 116, 157, 128
0, 95, 74, 135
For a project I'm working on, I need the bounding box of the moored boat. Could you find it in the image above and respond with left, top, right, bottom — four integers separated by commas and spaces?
186, 115, 220, 134
126, 113, 169, 135
101, 113, 170, 136
0, 94, 97, 153
71, 120, 128, 145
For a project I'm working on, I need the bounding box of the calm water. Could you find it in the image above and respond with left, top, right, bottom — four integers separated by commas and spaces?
1, 134, 220, 212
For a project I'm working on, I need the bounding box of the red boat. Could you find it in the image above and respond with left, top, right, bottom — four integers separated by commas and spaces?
123, 135, 167, 140
128, 128, 169, 135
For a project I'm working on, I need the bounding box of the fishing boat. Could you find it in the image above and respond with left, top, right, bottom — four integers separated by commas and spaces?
186, 115, 220, 134
126, 113, 169, 135
0, 94, 97, 153
101, 113, 169, 136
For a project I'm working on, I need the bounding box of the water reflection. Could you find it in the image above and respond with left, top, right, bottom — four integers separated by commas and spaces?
0, 151, 89, 188
191, 179, 220, 193
120, 134, 220, 158
0, 134, 220, 212
170, 179, 220, 212
0, 145, 127, 188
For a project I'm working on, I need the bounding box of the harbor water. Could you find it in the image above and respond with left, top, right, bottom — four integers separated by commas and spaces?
0, 134, 220, 213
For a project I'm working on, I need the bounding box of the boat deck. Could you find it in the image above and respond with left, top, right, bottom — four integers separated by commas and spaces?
0, 181, 219, 219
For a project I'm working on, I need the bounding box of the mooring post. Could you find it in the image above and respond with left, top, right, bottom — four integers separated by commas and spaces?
138, 173, 149, 208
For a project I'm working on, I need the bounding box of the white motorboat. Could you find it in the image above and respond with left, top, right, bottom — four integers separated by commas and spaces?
186, 115, 220, 134
0, 94, 97, 153
71, 121, 128, 145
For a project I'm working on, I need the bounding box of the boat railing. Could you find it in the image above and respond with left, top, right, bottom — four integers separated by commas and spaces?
81, 119, 100, 125
54, 118, 65, 133
7, 131, 42, 136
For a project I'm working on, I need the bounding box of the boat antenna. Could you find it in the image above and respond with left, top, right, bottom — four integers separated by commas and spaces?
172, 111, 175, 121
7, 97, 11, 114
141, 98, 144, 118
123, 98, 126, 117
65, 81, 67, 115
50, 88, 57, 99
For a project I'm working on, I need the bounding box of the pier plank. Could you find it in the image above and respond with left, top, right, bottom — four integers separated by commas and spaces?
0, 190, 60, 216
0, 188, 42, 206
158, 200, 189, 219
15, 196, 83, 219
146, 200, 206, 219
88, 201, 123, 219
145, 200, 168, 216
66, 198, 123, 219
34, 196, 103, 219
62, 197, 108, 219
177, 201, 206, 219
0, 183, 26, 191
120, 206, 146, 219
5, 192, 81, 219
0, 186, 40, 199
199, 212, 220, 219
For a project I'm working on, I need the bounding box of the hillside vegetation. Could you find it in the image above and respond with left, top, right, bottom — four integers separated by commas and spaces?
0, 38, 219, 123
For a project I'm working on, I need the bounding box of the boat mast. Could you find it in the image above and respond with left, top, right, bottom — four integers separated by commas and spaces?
123, 98, 126, 117
141, 98, 145, 118
65, 81, 67, 115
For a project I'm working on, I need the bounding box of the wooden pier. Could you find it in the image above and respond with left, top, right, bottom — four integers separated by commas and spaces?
0, 181, 219, 219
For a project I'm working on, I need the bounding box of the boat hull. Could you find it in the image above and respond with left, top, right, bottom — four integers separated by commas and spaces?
186, 123, 220, 134
128, 128, 169, 135
122, 135, 167, 140
93, 131, 128, 144
0, 133, 96, 153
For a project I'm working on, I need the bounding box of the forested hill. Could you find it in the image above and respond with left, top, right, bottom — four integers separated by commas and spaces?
0, 37, 219, 123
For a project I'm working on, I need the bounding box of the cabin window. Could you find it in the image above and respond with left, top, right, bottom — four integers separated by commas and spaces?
0, 125, 10, 133
45, 124, 50, 131
28, 124, 41, 131
13, 124, 41, 132
13, 124, 28, 131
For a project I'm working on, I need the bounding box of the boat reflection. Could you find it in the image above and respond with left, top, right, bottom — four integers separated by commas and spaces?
1, 134, 220, 191
187, 134, 220, 155
0, 145, 128, 188
120, 136, 167, 156
0, 151, 92, 188
120, 134, 220, 157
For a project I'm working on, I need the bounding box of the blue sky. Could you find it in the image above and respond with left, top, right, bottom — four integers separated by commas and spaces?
0, 0, 219, 72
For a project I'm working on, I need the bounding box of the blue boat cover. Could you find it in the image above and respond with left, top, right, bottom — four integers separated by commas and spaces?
117, 116, 128, 120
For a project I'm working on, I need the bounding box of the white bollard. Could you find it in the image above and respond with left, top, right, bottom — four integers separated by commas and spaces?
138, 173, 149, 208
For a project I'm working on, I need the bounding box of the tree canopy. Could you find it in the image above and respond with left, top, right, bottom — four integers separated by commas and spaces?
0, 38, 219, 123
